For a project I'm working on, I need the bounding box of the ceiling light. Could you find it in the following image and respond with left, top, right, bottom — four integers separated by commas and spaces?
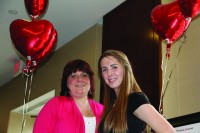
8, 10, 18, 15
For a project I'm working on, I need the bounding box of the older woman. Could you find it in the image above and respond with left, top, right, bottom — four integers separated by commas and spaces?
33, 59, 103, 133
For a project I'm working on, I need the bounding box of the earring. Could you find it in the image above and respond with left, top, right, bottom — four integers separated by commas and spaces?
65, 88, 69, 96
89, 89, 92, 94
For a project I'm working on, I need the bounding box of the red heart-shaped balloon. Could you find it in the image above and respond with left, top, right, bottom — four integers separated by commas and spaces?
151, 1, 191, 44
10, 19, 57, 68
24, 0, 49, 19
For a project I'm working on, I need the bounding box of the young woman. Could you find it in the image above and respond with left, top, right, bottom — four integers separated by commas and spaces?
97, 50, 176, 133
33, 59, 103, 133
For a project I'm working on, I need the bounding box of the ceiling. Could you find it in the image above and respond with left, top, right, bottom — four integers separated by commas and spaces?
0, 0, 125, 88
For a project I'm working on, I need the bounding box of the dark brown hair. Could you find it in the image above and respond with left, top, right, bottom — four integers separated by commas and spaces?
60, 59, 95, 99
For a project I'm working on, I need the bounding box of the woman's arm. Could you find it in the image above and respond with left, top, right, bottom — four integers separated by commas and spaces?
134, 104, 177, 133
33, 97, 58, 133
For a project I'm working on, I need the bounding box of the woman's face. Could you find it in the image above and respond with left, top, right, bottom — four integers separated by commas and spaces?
67, 70, 90, 98
100, 56, 124, 93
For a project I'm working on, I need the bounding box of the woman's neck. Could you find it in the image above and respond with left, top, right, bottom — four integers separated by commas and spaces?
74, 98, 94, 117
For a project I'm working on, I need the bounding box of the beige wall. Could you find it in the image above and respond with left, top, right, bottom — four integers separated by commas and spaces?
162, 16, 200, 118
0, 24, 102, 133
7, 112, 35, 133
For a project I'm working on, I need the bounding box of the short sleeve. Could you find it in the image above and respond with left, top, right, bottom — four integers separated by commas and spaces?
128, 92, 150, 113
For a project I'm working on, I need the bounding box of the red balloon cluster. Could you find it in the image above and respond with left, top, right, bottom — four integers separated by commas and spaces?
151, 0, 200, 58
10, 0, 57, 74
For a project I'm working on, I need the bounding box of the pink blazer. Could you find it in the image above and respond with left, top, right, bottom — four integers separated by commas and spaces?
33, 96, 103, 133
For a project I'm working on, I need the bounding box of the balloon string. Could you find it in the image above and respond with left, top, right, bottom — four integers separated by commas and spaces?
159, 56, 168, 113
21, 73, 28, 133
159, 33, 186, 114
21, 71, 34, 133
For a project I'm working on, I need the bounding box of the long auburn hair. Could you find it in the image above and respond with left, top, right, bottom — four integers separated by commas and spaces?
98, 50, 142, 133
60, 59, 95, 99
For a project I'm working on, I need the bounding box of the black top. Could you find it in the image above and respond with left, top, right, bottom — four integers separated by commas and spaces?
98, 92, 150, 133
